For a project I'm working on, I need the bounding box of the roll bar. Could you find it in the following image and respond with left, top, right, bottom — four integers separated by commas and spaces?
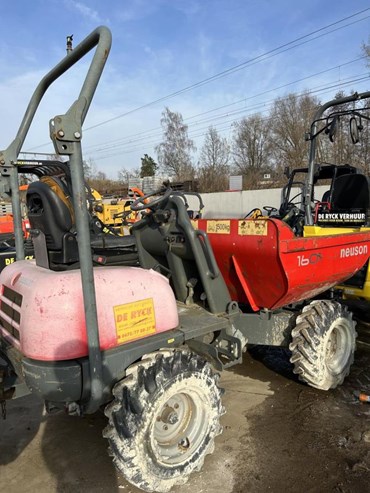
0, 26, 112, 413
304, 90, 370, 225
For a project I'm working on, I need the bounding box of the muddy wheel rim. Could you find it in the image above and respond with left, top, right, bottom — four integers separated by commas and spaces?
325, 319, 352, 374
152, 388, 208, 465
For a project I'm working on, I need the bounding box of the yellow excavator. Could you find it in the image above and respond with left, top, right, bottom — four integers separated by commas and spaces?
90, 187, 144, 235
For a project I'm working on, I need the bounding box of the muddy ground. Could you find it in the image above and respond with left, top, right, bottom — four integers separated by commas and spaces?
1, 341, 370, 493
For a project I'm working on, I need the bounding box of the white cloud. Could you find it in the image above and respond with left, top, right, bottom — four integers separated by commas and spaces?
63, 0, 102, 22
115, 0, 161, 22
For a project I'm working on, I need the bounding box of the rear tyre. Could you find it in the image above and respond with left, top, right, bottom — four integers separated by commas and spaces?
103, 349, 224, 493
289, 300, 356, 390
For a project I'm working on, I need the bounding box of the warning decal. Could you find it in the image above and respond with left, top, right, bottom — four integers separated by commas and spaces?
114, 298, 156, 344
206, 220, 231, 234
238, 220, 268, 236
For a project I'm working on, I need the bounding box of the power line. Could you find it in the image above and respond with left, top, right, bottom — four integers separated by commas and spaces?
92, 75, 370, 161
27, 8, 370, 151
83, 57, 366, 154
88, 73, 370, 157
84, 8, 369, 132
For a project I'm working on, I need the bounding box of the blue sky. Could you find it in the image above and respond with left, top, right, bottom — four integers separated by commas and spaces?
0, 0, 369, 178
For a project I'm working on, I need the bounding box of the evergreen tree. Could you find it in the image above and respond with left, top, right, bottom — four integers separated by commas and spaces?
140, 154, 158, 177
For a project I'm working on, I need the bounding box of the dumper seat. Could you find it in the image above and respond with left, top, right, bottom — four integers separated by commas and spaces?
331, 173, 370, 210
27, 177, 138, 270
314, 173, 370, 227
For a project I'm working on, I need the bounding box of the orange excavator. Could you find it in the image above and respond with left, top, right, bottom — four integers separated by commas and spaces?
0, 184, 30, 239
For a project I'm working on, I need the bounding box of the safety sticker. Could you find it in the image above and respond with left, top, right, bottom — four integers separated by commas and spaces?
206, 220, 231, 234
238, 220, 268, 236
114, 298, 156, 344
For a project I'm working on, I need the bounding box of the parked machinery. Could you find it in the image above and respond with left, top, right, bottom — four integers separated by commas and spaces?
0, 26, 369, 492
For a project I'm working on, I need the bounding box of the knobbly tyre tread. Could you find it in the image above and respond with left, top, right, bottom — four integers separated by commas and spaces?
289, 300, 357, 390
103, 348, 224, 492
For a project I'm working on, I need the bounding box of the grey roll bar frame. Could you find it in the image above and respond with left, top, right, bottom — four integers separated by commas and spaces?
0, 26, 112, 413
304, 90, 370, 225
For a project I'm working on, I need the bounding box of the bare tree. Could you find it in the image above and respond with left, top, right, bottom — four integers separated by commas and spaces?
155, 107, 196, 180
321, 91, 370, 174
118, 167, 140, 186
363, 36, 370, 65
198, 126, 230, 192
269, 92, 319, 175
303, 90, 369, 174
232, 114, 272, 188
118, 168, 141, 182
83, 158, 97, 179
319, 91, 354, 166
350, 112, 370, 174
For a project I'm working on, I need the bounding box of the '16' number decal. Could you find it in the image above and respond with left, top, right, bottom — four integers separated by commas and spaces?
297, 253, 322, 267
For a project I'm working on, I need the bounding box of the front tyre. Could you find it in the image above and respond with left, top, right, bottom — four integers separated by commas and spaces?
104, 349, 224, 492
289, 300, 356, 390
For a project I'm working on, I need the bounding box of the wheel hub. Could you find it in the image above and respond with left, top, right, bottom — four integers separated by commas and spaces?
158, 405, 179, 425
152, 389, 208, 465
325, 319, 352, 374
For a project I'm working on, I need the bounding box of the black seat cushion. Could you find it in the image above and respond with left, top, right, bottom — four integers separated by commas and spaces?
331, 174, 370, 210
27, 180, 72, 250
90, 234, 137, 250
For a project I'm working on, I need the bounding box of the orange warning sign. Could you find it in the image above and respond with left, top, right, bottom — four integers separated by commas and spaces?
114, 298, 156, 344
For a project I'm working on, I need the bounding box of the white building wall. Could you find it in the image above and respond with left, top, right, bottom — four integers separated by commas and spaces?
187, 185, 328, 218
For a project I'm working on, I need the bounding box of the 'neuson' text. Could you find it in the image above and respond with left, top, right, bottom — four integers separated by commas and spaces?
340, 245, 368, 258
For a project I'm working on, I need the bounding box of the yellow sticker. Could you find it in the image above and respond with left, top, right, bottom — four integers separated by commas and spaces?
238, 219, 268, 236
206, 220, 231, 234
191, 220, 199, 229
114, 298, 156, 344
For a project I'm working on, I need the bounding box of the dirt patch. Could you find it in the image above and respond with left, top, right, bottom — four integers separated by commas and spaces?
1, 344, 369, 492
231, 345, 370, 493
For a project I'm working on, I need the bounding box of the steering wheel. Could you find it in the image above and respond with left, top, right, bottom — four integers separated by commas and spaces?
263, 206, 278, 216
288, 191, 303, 206
131, 188, 172, 211
280, 191, 304, 216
